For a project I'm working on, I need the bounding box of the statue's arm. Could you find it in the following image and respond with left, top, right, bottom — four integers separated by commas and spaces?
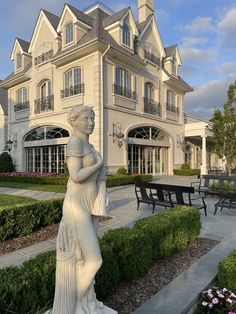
67, 156, 102, 183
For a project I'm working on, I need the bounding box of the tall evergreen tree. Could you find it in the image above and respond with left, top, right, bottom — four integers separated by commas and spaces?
211, 81, 236, 174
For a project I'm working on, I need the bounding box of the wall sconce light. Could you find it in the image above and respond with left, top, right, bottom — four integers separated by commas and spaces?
109, 123, 124, 148
6, 133, 17, 152
177, 133, 187, 150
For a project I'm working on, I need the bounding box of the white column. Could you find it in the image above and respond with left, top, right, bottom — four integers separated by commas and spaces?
201, 135, 208, 175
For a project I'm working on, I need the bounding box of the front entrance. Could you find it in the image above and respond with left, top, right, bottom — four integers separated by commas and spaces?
128, 145, 168, 175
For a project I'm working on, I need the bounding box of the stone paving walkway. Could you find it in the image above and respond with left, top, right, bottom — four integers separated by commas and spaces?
1, 176, 236, 313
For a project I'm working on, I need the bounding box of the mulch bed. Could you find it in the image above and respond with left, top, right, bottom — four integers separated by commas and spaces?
104, 237, 219, 314
0, 226, 218, 314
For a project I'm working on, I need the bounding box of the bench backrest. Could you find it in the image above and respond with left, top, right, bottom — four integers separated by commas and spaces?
202, 175, 236, 190
135, 181, 151, 200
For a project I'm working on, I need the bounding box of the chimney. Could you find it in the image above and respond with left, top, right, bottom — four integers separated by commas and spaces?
138, 0, 154, 23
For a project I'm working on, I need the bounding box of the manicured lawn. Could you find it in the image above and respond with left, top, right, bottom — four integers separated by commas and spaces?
0, 194, 35, 209
0, 181, 66, 193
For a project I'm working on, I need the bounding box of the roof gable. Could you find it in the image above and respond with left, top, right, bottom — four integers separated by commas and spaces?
10, 38, 30, 60
57, 3, 93, 32
0, 86, 8, 115
28, 10, 60, 53
164, 44, 182, 65
137, 15, 165, 57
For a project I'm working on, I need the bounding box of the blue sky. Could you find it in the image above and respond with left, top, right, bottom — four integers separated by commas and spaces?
1, 0, 236, 119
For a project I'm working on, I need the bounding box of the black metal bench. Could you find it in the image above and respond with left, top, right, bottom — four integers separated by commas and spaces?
135, 181, 207, 216
191, 175, 236, 197
214, 192, 236, 215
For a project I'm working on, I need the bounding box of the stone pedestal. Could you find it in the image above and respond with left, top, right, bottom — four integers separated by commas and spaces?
45, 305, 117, 314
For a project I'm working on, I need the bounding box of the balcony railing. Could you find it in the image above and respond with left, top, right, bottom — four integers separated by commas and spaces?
14, 101, 30, 112
113, 84, 136, 100
60, 84, 84, 98
166, 103, 179, 114
34, 50, 53, 66
144, 50, 161, 67
34, 95, 54, 114
144, 98, 161, 116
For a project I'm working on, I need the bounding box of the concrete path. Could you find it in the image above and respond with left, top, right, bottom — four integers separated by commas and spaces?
0, 176, 236, 313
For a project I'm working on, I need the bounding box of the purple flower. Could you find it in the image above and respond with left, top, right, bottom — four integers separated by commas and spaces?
212, 298, 219, 304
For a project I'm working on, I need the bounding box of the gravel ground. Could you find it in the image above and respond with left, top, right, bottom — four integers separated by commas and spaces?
104, 237, 219, 314
0, 226, 218, 314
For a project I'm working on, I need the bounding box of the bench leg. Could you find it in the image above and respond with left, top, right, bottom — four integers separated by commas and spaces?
214, 204, 218, 215
137, 201, 140, 211
152, 204, 155, 214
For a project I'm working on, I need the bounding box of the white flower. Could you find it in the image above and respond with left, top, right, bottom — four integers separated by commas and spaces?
217, 292, 225, 298
231, 293, 236, 298
202, 301, 208, 306
208, 289, 212, 293
223, 288, 228, 292
212, 298, 219, 304
208, 303, 213, 309
227, 298, 233, 304
208, 293, 213, 298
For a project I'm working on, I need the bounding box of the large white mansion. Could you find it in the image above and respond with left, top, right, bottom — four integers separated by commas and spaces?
0, 0, 222, 175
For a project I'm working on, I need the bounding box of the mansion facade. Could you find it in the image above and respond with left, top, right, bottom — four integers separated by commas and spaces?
0, 0, 222, 175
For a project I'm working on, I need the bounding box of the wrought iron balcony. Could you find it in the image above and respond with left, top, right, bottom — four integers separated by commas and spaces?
34, 50, 53, 66
60, 84, 84, 98
166, 103, 179, 114
14, 101, 30, 112
144, 98, 161, 116
34, 95, 54, 114
144, 50, 161, 67
113, 84, 136, 100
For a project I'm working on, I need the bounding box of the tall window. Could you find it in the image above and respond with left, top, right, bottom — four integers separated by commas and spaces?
61, 67, 83, 98
16, 53, 22, 70
17, 88, 27, 104
144, 82, 153, 100
39, 80, 51, 99
123, 21, 130, 47
116, 67, 131, 90
65, 22, 73, 44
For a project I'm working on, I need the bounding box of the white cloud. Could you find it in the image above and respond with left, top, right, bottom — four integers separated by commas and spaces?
182, 16, 214, 34
206, 62, 236, 77
156, 9, 170, 25
180, 36, 208, 47
179, 47, 216, 62
217, 7, 236, 50
185, 77, 235, 119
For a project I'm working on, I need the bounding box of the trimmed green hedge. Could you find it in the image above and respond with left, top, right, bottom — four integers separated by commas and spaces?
0, 174, 152, 187
0, 206, 201, 313
106, 174, 153, 187
173, 169, 200, 176
0, 199, 63, 242
218, 249, 236, 292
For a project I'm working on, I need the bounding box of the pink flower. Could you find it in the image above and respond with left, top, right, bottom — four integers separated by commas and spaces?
228, 311, 236, 314
212, 298, 219, 304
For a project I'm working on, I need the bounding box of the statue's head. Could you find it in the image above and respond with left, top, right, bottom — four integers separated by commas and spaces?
67, 105, 95, 135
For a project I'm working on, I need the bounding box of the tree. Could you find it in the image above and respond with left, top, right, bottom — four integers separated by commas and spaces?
211, 81, 236, 174
0, 152, 15, 172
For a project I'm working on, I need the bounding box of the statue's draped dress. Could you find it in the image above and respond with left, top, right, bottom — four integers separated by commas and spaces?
52, 135, 107, 314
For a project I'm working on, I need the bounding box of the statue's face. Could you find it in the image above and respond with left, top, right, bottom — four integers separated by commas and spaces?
75, 110, 95, 135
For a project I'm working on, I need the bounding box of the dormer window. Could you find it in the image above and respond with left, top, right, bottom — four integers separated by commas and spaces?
123, 22, 130, 47
16, 53, 22, 70
65, 22, 73, 44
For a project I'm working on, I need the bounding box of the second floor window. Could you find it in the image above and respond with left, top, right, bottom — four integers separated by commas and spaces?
145, 82, 153, 100
65, 22, 73, 44
17, 88, 27, 104
61, 67, 83, 98
166, 90, 178, 113
123, 22, 130, 47
16, 53, 22, 70
40, 80, 52, 98
116, 67, 131, 90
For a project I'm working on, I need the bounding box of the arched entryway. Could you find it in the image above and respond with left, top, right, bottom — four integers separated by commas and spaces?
24, 125, 70, 173
127, 126, 170, 175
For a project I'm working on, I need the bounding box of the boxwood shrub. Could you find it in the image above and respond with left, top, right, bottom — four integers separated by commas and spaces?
0, 206, 201, 313
0, 199, 63, 241
173, 169, 200, 176
218, 249, 236, 292
106, 174, 152, 187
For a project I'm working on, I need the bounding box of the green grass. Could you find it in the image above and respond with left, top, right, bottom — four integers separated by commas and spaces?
0, 181, 66, 193
0, 194, 35, 209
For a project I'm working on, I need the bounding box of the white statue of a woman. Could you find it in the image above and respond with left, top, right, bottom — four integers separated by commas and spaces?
51, 105, 116, 314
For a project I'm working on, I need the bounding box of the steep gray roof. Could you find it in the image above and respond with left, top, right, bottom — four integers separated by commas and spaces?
66, 3, 93, 27
0, 62, 32, 86
16, 38, 30, 53
136, 14, 152, 34
0, 83, 8, 115
103, 7, 129, 27
42, 9, 60, 31
164, 44, 177, 58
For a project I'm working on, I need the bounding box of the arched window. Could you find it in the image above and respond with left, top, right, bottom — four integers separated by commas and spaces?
61, 67, 83, 98
16, 53, 22, 70
123, 21, 130, 46
65, 22, 73, 44
25, 126, 69, 142
35, 80, 53, 113
15, 88, 28, 112
128, 126, 169, 141
144, 82, 153, 100
166, 90, 178, 113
